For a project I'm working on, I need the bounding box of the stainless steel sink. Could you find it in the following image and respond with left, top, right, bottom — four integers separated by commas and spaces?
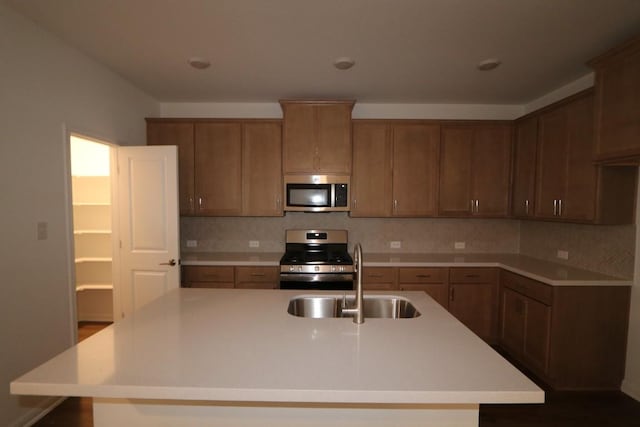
287, 295, 421, 319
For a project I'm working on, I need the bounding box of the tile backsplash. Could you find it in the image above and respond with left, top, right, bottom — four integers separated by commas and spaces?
181, 213, 520, 254
519, 221, 635, 279
182, 214, 636, 279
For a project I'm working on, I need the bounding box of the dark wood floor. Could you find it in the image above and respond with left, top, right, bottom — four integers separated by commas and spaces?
34, 322, 640, 427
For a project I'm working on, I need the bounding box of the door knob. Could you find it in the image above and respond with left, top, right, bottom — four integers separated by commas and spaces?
160, 259, 177, 266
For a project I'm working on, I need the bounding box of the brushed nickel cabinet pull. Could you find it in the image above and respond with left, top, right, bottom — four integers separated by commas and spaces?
558, 199, 563, 217
525, 199, 529, 215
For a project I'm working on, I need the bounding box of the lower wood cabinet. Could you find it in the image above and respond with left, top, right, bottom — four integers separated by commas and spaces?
362, 267, 398, 290
500, 270, 630, 390
182, 266, 279, 289
398, 267, 449, 309
448, 268, 499, 344
235, 266, 279, 289
182, 266, 235, 288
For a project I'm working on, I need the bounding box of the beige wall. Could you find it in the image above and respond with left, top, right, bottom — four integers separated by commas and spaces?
0, 3, 159, 425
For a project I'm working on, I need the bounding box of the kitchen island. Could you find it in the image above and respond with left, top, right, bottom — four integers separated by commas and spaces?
12, 288, 543, 426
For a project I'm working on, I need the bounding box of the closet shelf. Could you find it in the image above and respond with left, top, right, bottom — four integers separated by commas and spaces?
75, 257, 112, 263
74, 229, 112, 235
76, 283, 113, 292
72, 202, 110, 207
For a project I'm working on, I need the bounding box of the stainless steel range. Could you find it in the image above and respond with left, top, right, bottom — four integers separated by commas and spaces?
279, 229, 354, 290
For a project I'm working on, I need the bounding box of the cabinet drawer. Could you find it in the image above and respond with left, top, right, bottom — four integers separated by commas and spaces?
183, 266, 235, 283
398, 267, 447, 283
362, 267, 397, 283
501, 270, 552, 305
235, 266, 279, 283
449, 267, 498, 283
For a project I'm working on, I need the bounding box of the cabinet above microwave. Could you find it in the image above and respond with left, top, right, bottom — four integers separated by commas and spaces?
284, 175, 350, 212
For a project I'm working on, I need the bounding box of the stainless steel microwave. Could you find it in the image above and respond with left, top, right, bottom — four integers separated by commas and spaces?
284, 175, 350, 212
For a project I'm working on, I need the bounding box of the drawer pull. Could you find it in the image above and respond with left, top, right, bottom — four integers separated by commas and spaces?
203, 274, 219, 279
250, 273, 266, 277
416, 274, 431, 278
465, 274, 480, 278
368, 274, 384, 278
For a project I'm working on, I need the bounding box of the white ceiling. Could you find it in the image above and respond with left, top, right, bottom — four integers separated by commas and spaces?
8, 0, 640, 104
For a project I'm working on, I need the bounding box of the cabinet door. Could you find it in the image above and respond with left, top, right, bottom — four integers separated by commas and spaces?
472, 125, 512, 216
501, 287, 526, 356
564, 94, 597, 221
194, 123, 243, 216
147, 121, 195, 215
351, 123, 392, 217
392, 124, 440, 216
242, 122, 283, 216
512, 117, 538, 218
282, 103, 315, 173
524, 297, 551, 375
592, 40, 640, 162
439, 127, 473, 216
316, 104, 352, 174
535, 107, 568, 219
449, 283, 497, 342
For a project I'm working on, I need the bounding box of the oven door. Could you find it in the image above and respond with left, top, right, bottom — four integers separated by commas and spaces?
279, 273, 353, 290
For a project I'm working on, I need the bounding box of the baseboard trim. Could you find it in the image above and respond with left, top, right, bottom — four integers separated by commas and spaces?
622, 379, 640, 402
10, 396, 66, 427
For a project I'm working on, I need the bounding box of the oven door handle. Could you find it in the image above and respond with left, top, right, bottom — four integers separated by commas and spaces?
279, 273, 353, 283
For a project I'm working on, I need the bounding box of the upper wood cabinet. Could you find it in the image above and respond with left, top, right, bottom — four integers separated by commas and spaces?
195, 122, 243, 216
146, 121, 196, 215
588, 35, 640, 163
147, 119, 283, 217
534, 91, 637, 224
511, 116, 538, 218
280, 100, 355, 174
439, 124, 512, 217
242, 122, 283, 216
351, 121, 439, 217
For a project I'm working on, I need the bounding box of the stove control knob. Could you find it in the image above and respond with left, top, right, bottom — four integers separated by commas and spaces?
340, 266, 345, 272
331, 265, 336, 272
298, 266, 303, 272
314, 266, 320, 272
289, 266, 295, 272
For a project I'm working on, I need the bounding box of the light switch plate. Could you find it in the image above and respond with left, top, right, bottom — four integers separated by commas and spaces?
390, 241, 401, 249
186, 240, 198, 248
37, 221, 48, 240
557, 250, 569, 260
249, 240, 260, 248
454, 241, 466, 250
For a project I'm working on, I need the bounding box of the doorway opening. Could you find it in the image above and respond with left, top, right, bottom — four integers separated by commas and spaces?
69, 134, 116, 326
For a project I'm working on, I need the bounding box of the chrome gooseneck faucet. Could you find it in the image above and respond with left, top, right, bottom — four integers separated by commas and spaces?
342, 243, 364, 324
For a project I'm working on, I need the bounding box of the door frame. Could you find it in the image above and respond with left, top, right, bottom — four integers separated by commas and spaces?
62, 124, 122, 343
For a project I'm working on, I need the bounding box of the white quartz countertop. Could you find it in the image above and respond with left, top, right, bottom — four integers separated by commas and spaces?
12, 289, 543, 405
181, 252, 631, 286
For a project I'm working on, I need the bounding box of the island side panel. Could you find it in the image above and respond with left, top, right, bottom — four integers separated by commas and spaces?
93, 398, 480, 427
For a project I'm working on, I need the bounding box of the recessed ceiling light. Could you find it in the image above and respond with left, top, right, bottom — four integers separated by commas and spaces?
188, 57, 211, 70
334, 57, 355, 70
477, 58, 501, 71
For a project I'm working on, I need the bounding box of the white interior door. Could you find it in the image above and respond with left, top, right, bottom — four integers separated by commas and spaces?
117, 146, 180, 318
